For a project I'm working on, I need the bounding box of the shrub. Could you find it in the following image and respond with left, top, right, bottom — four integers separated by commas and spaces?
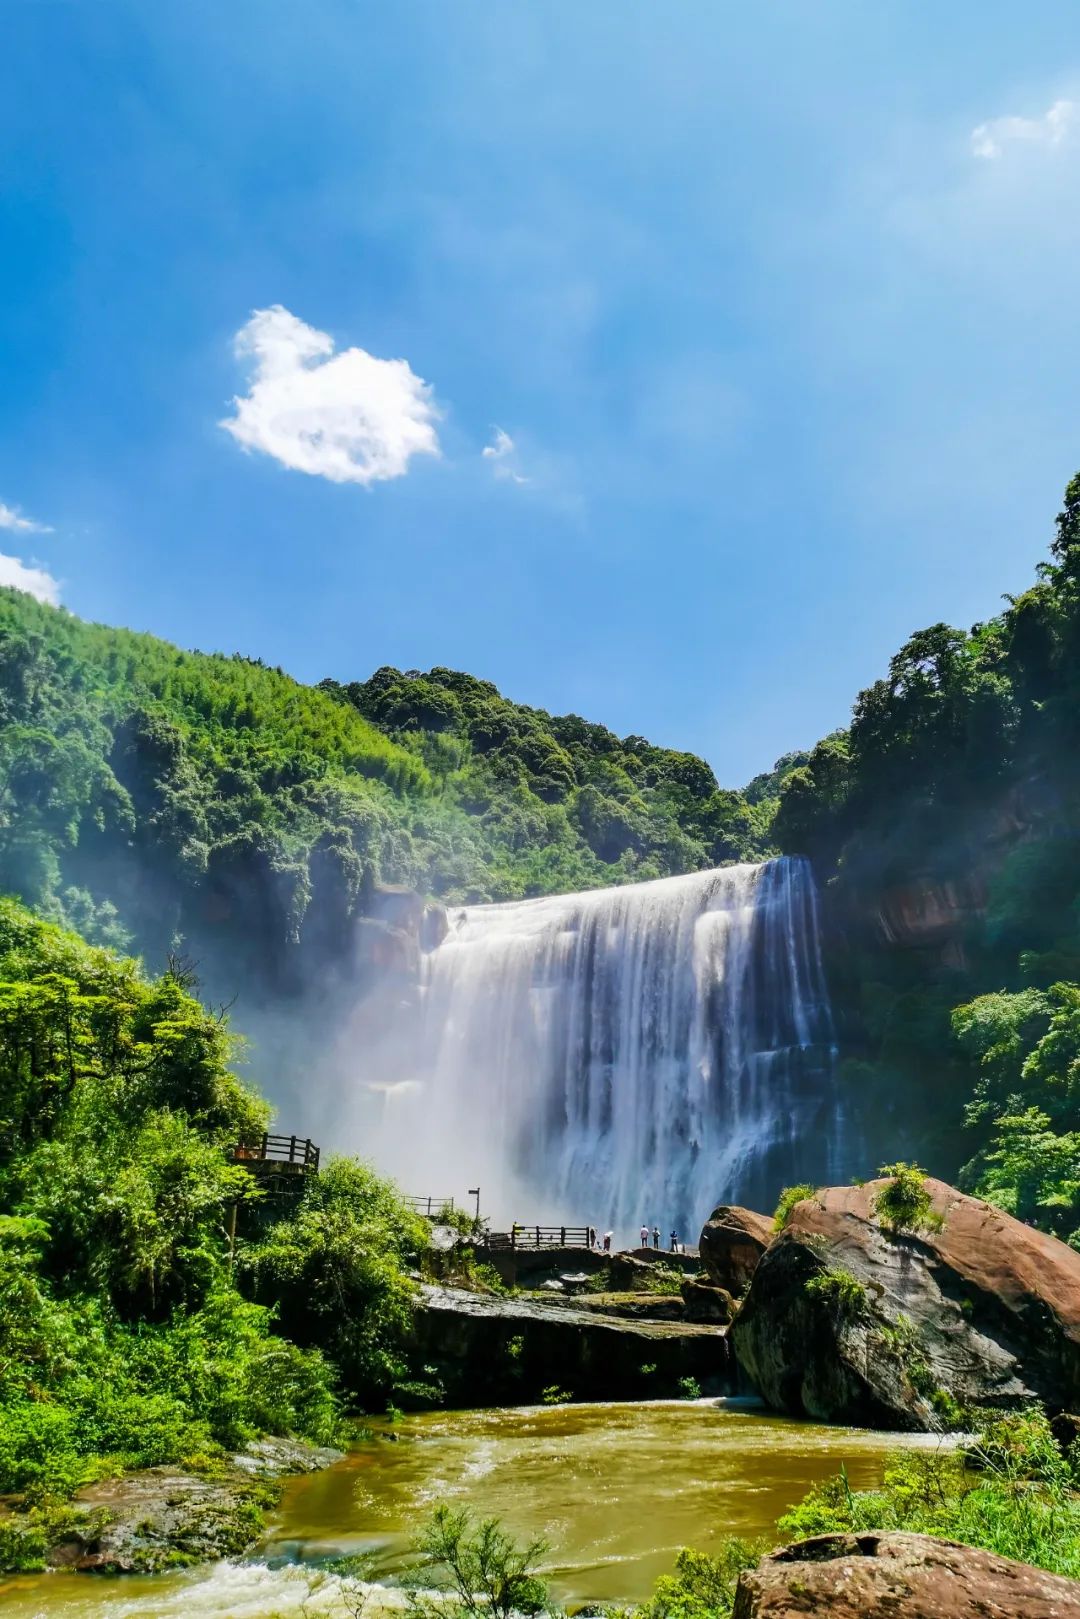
776, 1410, 1080, 1581
873, 1162, 943, 1235
636, 1542, 762, 1619
409, 1505, 549, 1619
803, 1267, 868, 1319
773, 1184, 816, 1231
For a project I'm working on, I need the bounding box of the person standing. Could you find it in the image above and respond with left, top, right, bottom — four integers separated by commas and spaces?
639, 1223, 649, 1248
603, 1231, 612, 1253
670, 1229, 679, 1253
652, 1225, 660, 1250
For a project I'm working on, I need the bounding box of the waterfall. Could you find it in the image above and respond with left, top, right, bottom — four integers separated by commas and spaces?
376, 856, 838, 1240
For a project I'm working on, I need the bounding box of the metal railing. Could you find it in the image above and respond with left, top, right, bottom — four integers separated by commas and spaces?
229, 1133, 320, 1173
482, 1224, 591, 1251
407, 1195, 458, 1219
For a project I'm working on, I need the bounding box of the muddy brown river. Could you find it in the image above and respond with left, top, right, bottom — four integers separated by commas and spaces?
0, 1399, 944, 1616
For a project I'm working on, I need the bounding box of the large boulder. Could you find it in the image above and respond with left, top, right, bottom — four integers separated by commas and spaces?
682, 1277, 735, 1323
731, 1178, 1080, 1430
699, 1205, 774, 1293
733, 1532, 1080, 1618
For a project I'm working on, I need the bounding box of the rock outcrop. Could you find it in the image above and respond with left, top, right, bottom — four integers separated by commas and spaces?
699, 1205, 774, 1294
48, 1439, 342, 1574
732, 1532, 1080, 1618
731, 1178, 1080, 1429
414, 1284, 732, 1403
681, 1277, 735, 1323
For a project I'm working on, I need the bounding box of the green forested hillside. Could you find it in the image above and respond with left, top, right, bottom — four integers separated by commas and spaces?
0, 590, 769, 982
9, 476, 1080, 1236
767, 474, 1080, 1236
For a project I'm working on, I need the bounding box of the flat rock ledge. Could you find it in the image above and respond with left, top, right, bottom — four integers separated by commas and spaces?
415, 1283, 731, 1401
48, 1438, 343, 1575
732, 1531, 1080, 1619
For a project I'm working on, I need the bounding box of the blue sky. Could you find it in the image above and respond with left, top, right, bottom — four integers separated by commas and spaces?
2, 1, 1080, 784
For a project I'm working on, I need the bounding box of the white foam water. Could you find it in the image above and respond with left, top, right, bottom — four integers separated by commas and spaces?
378, 856, 838, 1236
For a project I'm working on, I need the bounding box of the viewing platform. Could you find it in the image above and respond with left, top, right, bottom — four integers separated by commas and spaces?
228, 1133, 320, 1195
483, 1224, 591, 1251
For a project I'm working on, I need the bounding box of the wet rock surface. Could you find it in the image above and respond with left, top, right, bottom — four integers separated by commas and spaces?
682, 1277, 735, 1323
731, 1178, 1080, 1429
415, 1283, 731, 1402
548, 1290, 686, 1320
732, 1531, 1080, 1618
699, 1205, 774, 1294
47, 1439, 342, 1575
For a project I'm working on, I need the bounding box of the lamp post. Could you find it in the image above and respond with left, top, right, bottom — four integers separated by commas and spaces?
468, 1186, 481, 1226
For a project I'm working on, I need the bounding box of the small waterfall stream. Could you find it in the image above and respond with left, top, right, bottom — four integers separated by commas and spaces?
382, 856, 839, 1237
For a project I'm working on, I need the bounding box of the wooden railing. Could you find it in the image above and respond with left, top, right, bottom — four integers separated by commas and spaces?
229, 1133, 320, 1174
482, 1225, 591, 1251
406, 1195, 457, 1219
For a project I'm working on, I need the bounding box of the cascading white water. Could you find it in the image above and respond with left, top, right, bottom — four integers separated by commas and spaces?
381, 856, 838, 1239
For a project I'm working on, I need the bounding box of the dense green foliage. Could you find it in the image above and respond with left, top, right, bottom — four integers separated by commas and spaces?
772, 1183, 816, 1230
953, 985, 1080, 1239
756, 473, 1080, 1231
0, 900, 424, 1527
776, 1411, 1080, 1581
0, 589, 770, 991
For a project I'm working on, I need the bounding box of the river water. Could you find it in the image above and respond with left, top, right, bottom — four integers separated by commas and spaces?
0, 1400, 943, 1617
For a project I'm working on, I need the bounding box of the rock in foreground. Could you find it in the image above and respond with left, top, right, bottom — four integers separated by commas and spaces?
733, 1531, 1080, 1618
731, 1178, 1080, 1429
49, 1439, 342, 1573
699, 1205, 774, 1293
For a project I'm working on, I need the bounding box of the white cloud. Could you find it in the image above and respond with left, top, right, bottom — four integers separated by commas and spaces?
0, 500, 52, 534
482, 426, 528, 484
971, 98, 1076, 160
220, 305, 440, 486
0, 553, 61, 605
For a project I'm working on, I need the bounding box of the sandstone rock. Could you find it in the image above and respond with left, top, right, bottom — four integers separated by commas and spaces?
608, 1249, 699, 1289
732, 1531, 1080, 1618
699, 1205, 774, 1293
413, 1284, 732, 1403
731, 1177, 1080, 1429
555, 1291, 686, 1321
421, 901, 449, 951
353, 915, 419, 978
361, 874, 427, 933
682, 1277, 735, 1324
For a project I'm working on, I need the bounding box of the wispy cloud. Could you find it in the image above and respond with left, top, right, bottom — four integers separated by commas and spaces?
221, 305, 440, 486
971, 98, 1076, 160
0, 500, 52, 535
482, 426, 528, 484
0, 553, 60, 605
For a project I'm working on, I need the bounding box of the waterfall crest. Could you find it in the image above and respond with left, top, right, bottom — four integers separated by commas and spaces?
380, 856, 838, 1238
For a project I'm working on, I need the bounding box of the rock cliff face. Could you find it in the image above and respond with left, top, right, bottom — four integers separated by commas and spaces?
730, 1178, 1080, 1429
413, 1284, 732, 1403
732, 1532, 1080, 1619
